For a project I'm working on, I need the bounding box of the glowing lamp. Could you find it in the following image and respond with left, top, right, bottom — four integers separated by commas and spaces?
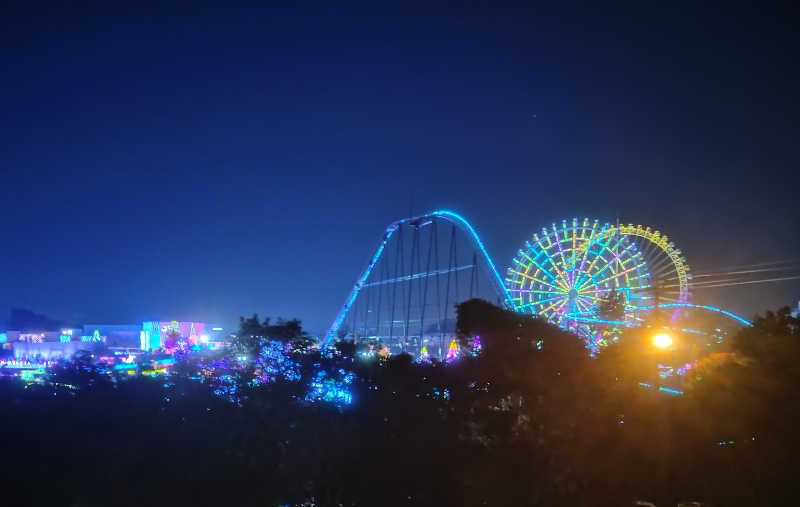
652, 333, 673, 348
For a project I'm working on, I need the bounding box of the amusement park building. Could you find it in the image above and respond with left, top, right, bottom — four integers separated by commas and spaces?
0, 321, 227, 359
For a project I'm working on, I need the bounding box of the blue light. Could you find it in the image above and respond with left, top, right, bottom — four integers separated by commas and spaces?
304, 367, 355, 405
658, 386, 684, 395
142, 321, 161, 350
563, 315, 637, 327
252, 340, 302, 384
681, 328, 708, 336
323, 223, 400, 345
431, 210, 514, 307
323, 209, 513, 346
631, 303, 752, 327
565, 303, 752, 329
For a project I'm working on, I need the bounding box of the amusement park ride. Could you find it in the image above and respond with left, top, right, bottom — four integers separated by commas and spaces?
323, 210, 755, 356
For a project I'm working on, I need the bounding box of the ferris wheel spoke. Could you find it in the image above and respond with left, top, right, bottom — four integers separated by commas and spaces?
626, 272, 649, 282
574, 220, 599, 281
553, 299, 569, 316
553, 220, 574, 287
657, 282, 685, 289
576, 252, 619, 291
571, 224, 578, 278
587, 241, 636, 284
647, 256, 675, 277
510, 284, 564, 296
518, 250, 560, 284
540, 297, 569, 317
552, 222, 571, 279
516, 295, 567, 310
510, 288, 565, 296
507, 268, 561, 290
533, 236, 568, 287
510, 266, 566, 295
574, 296, 596, 313
579, 258, 647, 291
634, 236, 656, 263
575, 227, 616, 288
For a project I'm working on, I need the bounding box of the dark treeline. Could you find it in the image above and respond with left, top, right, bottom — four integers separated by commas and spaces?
5, 307, 66, 330
236, 314, 315, 355
0, 302, 798, 506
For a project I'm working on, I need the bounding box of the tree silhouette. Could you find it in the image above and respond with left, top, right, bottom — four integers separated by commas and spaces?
2, 303, 799, 506
597, 289, 627, 320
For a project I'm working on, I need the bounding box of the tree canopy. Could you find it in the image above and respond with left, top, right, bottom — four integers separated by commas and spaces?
1, 301, 798, 505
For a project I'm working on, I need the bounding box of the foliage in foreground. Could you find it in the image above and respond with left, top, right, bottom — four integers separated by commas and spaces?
0, 302, 798, 506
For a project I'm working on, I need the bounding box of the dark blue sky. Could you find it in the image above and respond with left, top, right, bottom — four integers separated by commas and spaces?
2, 4, 798, 333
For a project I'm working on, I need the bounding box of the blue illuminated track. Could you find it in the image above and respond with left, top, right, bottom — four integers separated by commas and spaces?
322, 210, 514, 346
565, 303, 752, 327
630, 303, 752, 327
430, 210, 513, 306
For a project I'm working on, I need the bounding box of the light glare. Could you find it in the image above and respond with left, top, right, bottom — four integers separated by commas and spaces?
653, 333, 673, 348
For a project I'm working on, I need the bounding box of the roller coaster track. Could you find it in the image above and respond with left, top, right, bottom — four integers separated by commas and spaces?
322, 210, 513, 346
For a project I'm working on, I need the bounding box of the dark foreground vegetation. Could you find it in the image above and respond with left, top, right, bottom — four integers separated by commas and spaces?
1, 302, 798, 506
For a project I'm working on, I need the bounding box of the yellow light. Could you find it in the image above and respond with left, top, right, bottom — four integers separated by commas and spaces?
653, 333, 673, 348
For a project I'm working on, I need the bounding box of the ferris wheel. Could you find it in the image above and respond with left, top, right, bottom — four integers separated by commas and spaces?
599, 223, 691, 305
505, 218, 691, 341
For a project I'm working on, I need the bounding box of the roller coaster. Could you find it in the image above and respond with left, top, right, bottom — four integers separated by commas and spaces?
322, 210, 754, 352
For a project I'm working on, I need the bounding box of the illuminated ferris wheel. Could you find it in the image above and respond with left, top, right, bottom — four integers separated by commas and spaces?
600, 223, 691, 305
505, 218, 691, 340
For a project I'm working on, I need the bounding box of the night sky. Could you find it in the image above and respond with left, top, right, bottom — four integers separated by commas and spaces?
2, 4, 798, 334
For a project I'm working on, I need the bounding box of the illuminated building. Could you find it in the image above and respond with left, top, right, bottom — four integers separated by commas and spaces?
17, 332, 51, 343
1, 319, 221, 356
0, 330, 93, 359
60, 329, 74, 343
12, 340, 91, 360
140, 321, 206, 351
81, 324, 135, 347
2, 319, 222, 358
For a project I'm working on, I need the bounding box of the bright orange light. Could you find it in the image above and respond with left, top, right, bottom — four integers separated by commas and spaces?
653, 333, 673, 348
